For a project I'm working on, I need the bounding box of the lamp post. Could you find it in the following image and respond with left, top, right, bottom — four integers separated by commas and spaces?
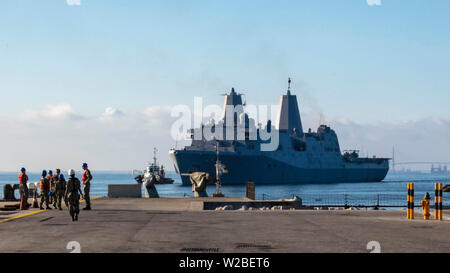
214, 141, 226, 197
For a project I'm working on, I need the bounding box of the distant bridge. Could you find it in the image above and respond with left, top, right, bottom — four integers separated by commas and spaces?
390, 147, 449, 169
393, 162, 450, 166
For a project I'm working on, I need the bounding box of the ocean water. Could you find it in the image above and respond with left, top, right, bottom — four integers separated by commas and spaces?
1, 171, 449, 207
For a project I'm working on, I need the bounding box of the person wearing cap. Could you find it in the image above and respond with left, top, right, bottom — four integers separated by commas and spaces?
81, 163, 93, 210
52, 169, 61, 208
39, 170, 51, 210
47, 170, 56, 207
65, 169, 83, 221
55, 174, 67, 210
18, 167, 30, 207
420, 192, 431, 220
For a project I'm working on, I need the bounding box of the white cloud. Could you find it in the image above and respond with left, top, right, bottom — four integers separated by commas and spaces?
99, 107, 125, 121
41, 104, 78, 118
330, 117, 450, 164
66, 0, 81, 6
1, 103, 449, 172
142, 105, 176, 131
0, 104, 178, 172
142, 105, 173, 117
366, 0, 382, 6
19, 103, 84, 121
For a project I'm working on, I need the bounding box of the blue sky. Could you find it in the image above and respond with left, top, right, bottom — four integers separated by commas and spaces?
0, 0, 449, 171
1, 0, 449, 122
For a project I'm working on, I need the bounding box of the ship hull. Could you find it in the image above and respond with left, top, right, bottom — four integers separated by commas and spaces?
170, 150, 389, 186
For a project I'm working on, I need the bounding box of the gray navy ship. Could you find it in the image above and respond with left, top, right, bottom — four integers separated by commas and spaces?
170, 80, 389, 185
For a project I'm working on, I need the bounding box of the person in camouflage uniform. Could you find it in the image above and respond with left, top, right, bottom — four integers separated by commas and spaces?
65, 169, 83, 221
55, 174, 67, 210
47, 170, 56, 208
81, 163, 93, 210
18, 167, 29, 207
39, 170, 51, 210
52, 169, 61, 208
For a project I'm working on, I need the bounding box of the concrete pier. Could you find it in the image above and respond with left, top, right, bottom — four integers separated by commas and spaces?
107, 184, 142, 198
0, 197, 449, 253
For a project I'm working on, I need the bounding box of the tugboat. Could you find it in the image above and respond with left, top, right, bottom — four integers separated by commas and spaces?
133, 148, 174, 185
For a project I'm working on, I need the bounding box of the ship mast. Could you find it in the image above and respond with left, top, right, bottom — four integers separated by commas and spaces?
153, 147, 158, 175
214, 141, 226, 197
215, 142, 221, 196
287, 77, 291, 95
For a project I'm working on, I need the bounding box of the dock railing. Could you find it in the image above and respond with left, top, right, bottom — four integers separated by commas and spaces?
260, 193, 449, 209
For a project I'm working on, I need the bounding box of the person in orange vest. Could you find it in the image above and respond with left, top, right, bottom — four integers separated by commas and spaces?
40, 170, 51, 210
47, 170, 56, 208
18, 167, 30, 207
81, 163, 93, 210
420, 192, 431, 220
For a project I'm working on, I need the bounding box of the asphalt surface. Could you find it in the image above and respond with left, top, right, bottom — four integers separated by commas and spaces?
0, 197, 449, 253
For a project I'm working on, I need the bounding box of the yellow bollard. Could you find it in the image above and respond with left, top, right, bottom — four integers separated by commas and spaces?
435, 183, 439, 220
411, 183, 414, 219
407, 183, 415, 220
421, 192, 431, 220
407, 183, 411, 219
439, 183, 443, 221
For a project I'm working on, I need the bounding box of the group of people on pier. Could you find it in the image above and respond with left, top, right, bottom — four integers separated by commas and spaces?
18, 163, 93, 221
